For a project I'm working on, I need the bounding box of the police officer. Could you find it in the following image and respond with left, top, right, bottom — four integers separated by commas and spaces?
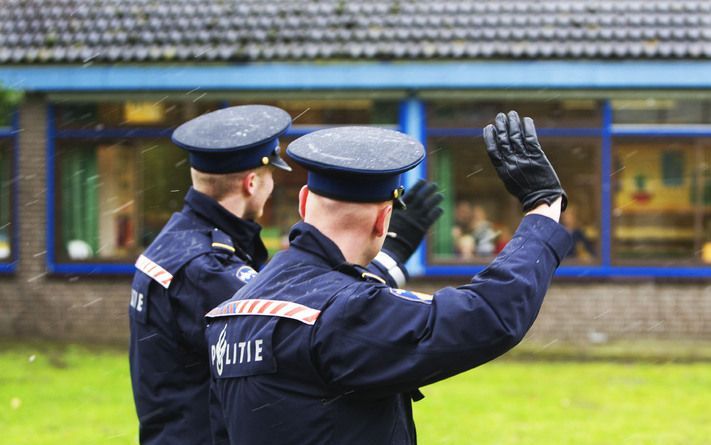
129, 105, 443, 445
205, 112, 573, 445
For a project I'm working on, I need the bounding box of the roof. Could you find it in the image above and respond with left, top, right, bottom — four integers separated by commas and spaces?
1, 0, 711, 64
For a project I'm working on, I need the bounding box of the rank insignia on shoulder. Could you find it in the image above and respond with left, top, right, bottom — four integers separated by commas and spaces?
360, 272, 386, 284
389, 288, 433, 304
236, 265, 258, 283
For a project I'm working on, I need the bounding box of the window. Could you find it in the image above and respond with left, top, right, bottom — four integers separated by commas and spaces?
50, 99, 398, 268
51, 100, 217, 264
426, 100, 601, 266
55, 139, 191, 262
0, 107, 16, 267
613, 99, 711, 125
612, 138, 711, 264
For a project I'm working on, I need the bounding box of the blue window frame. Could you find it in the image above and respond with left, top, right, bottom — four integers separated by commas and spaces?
0, 111, 18, 273
403, 98, 711, 279
44, 94, 711, 278
46, 98, 401, 274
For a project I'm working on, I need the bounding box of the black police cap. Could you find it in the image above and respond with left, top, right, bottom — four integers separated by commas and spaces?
286, 126, 424, 205
171, 105, 292, 174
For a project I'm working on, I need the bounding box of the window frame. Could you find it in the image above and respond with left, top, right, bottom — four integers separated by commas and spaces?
0, 111, 18, 273
46, 101, 404, 274
45, 98, 711, 278
412, 99, 711, 279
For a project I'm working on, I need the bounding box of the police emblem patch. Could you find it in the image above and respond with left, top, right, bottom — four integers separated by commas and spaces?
389, 288, 433, 304
235, 265, 258, 283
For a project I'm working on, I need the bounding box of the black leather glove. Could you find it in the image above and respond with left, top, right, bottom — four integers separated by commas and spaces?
383, 180, 444, 263
483, 111, 568, 212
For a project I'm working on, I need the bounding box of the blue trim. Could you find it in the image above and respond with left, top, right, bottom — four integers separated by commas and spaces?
50, 262, 135, 275
426, 264, 711, 279
612, 126, 711, 137
9, 111, 19, 270
0, 111, 19, 273
5, 62, 711, 91
600, 101, 613, 267
427, 128, 603, 137
56, 128, 173, 138
399, 97, 427, 276
46, 104, 57, 273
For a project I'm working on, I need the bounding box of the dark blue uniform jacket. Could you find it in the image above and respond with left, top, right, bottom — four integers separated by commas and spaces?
129, 187, 407, 445
129, 187, 268, 445
206, 215, 572, 445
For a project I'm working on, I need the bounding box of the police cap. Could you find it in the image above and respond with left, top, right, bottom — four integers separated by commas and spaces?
171, 105, 292, 174
286, 126, 424, 206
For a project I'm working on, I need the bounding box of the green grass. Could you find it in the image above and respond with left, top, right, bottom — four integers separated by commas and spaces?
0, 344, 137, 445
1, 343, 710, 445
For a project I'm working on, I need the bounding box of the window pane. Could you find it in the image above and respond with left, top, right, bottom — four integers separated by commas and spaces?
428, 136, 600, 264
612, 99, 711, 125
0, 139, 12, 261
427, 100, 602, 128
54, 101, 221, 130
613, 138, 711, 264
55, 139, 190, 262
54, 99, 398, 263
258, 99, 399, 255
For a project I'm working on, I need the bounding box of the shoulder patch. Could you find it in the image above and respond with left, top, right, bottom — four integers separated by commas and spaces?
135, 254, 173, 289
206, 299, 321, 325
235, 265, 258, 283
389, 288, 433, 304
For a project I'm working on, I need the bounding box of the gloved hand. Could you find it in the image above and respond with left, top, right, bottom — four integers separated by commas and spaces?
383, 180, 444, 263
483, 111, 568, 212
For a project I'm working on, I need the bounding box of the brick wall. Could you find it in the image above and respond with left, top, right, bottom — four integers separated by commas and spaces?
0, 95, 129, 344
0, 97, 710, 345
411, 279, 711, 343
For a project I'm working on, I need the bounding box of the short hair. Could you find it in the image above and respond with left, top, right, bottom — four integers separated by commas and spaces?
190, 168, 251, 201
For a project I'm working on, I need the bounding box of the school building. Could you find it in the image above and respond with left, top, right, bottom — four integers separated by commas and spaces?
1, 0, 710, 343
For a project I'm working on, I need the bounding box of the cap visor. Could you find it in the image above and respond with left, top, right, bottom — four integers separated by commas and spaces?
270, 152, 292, 172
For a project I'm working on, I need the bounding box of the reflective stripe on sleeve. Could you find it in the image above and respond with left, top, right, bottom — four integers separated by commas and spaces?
206, 299, 321, 325
135, 254, 173, 289
373, 251, 407, 288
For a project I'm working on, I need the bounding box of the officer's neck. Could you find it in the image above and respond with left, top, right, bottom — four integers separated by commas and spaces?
217, 195, 256, 221
307, 221, 377, 267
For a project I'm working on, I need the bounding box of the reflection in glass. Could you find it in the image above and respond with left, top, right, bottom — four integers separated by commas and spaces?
429, 136, 599, 264
427, 100, 602, 128
56, 140, 190, 262
612, 99, 711, 125
613, 138, 711, 264
0, 140, 12, 260
53, 99, 398, 262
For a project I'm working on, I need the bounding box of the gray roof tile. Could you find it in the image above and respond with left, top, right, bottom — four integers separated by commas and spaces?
2, 0, 711, 63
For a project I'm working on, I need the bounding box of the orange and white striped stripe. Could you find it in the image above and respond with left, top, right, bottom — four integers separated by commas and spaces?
135, 254, 173, 289
206, 299, 321, 325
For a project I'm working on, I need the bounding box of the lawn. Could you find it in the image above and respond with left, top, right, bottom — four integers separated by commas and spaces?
0, 343, 709, 445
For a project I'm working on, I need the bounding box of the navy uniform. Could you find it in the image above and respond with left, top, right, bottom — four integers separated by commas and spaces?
129, 105, 294, 445
206, 122, 573, 444
129, 109, 429, 445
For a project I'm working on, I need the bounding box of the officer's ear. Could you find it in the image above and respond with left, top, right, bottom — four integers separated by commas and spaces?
298, 185, 309, 219
242, 171, 258, 196
373, 204, 392, 238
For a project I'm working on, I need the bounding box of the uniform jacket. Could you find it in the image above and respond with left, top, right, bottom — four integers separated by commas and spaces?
206, 215, 572, 445
129, 187, 407, 445
129, 187, 268, 445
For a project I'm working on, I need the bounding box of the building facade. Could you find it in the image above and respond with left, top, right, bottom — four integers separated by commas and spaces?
1, 0, 711, 343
